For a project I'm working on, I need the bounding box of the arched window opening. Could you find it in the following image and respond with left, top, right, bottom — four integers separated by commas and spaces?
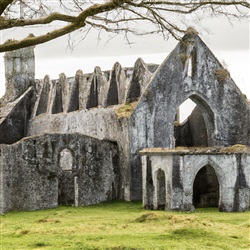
174, 95, 215, 147
59, 148, 73, 171
157, 169, 166, 210
177, 98, 196, 124
193, 165, 219, 208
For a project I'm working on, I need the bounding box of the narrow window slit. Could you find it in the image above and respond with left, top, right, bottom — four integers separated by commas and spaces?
187, 57, 193, 77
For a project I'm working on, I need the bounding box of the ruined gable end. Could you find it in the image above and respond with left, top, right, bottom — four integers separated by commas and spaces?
0, 30, 249, 213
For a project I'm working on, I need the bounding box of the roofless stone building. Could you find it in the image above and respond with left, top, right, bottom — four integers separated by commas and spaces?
0, 29, 249, 214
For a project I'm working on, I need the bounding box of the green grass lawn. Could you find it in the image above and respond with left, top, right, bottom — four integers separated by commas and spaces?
1, 202, 249, 250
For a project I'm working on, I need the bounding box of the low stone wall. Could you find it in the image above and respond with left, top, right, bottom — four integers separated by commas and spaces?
0, 133, 119, 214
141, 146, 250, 212
27, 106, 131, 200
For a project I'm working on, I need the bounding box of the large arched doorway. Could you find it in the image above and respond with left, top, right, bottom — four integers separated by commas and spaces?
193, 165, 220, 208
174, 95, 215, 147
156, 169, 166, 210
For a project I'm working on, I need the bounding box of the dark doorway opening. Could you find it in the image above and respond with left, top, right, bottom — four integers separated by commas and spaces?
58, 148, 75, 206
193, 165, 219, 208
58, 172, 75, 205
157, 169, 166, 210
145, 156, 154, 210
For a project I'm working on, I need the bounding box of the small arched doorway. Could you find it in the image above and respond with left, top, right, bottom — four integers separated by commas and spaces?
193, 165, 220, 208
157, 169, 166, 210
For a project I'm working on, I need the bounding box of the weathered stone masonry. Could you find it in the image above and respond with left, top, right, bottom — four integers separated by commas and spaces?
130, 31, 250, 202
0, 29, 249, 213
0, 41, 158, 213
0, 134, 119, 214
140, 147, 250, 212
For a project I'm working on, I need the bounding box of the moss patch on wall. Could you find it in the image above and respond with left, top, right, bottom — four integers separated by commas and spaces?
115, 101, 138, 119
215, 69, 230, 83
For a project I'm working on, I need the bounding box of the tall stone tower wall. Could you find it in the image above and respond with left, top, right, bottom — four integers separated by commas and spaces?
4, 46, 35, 102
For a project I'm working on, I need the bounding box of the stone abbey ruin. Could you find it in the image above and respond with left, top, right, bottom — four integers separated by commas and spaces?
0, 30, 249, 214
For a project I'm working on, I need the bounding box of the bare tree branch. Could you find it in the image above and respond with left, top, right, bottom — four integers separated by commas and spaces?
0, 13, 77, 30
0, 0, 249, 52
0, 0, 129, 52
0, 0, 14, 15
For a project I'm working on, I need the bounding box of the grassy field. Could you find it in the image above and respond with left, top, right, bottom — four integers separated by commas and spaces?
1, 202, 249, 250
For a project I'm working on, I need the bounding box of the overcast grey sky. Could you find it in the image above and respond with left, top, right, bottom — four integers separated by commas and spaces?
0, 15, 249, 98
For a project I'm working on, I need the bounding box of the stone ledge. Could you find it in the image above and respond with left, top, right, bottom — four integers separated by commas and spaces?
140, 144, 250, 155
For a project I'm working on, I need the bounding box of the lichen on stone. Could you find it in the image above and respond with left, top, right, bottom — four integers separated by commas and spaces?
215, 69, 230, 83
179, 53, 188, 67
115, 101, 138, 119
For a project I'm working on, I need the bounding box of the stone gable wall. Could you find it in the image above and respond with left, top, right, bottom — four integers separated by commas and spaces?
130, 32, 250, 200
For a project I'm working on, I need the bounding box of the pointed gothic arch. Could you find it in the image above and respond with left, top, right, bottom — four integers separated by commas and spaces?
174, 94, 216, 147
189, 94, 216, 146
192, 164, 220, 208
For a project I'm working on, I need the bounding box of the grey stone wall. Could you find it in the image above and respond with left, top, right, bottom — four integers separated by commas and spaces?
32, 58, 156, 118
188, 106, 208, 146
175, 106, 208, 147
26, 57, 157, 201
0, 139, 58, 214
1, 31, 249, 207
4, 46, 35, 102
130, 31, 250, 200
28, 108, 131, 200
0, 87, 35, 144
1, 52, 157, 201
126, 58, 153, 103
0, 133, 119, 214
141, 147, 250, 212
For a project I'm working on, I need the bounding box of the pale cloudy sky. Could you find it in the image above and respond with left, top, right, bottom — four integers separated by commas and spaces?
0, 15, 249, 98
